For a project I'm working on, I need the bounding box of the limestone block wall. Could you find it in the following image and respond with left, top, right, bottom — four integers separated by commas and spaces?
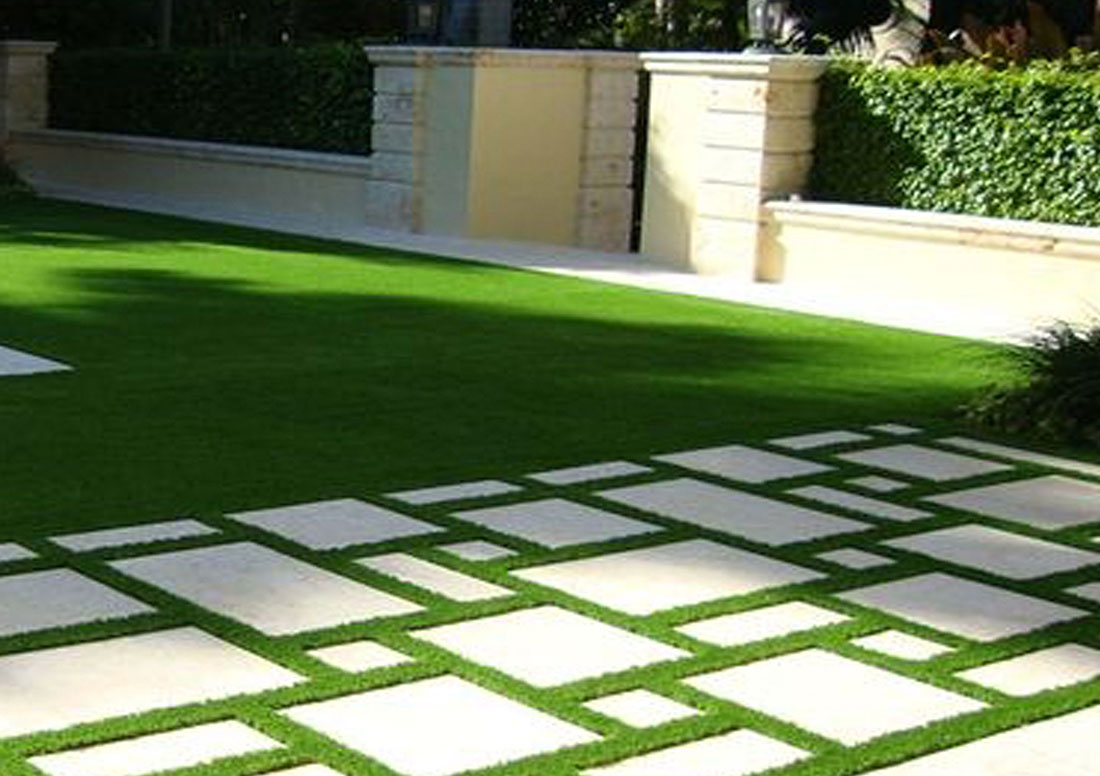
0, 41, 57, 150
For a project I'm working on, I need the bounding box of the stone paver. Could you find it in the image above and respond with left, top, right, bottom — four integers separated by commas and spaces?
598, 479, 868, 546
583, 690, 699, 727
28, 720, 280, 776
678, 601, 849, 647
308, 640, 412, 672
112, 542, 421, 635
859, 705, 1100, 776
839, 573, 1088, 642
284, 675, 598, 776
686, 649, 984, 745
868, 424, 922, 436
654, 444, 832, 483
938, 437, 1100, 479
582, 730, 808, 776
528, 461, 651, 485
514, 540, 823, 616
387, 480, 521, 505
414, 606, 688, 687
50, 519, 217, 552
956, 644, 1100, 696
358, 553, 512, 601
817, 548, 894, 569
788, 485, 931, 522
769, 430, 871, 450
0, 344, 70, 376
848, 476, 909, 493
0, 569, 155, 638
838, 445, 1012, 482
852, 631, 954, 661
1067, 582, 1100, 604
0, 542, 35, 563
886, 525, 1099, 580
0, 628, 301, 737
926, 476, 1100, 529
227, 498, 443, 549
454, 498, 660, 548
437, 540, 516, 561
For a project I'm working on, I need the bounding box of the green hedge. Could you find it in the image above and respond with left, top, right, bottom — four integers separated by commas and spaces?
811, 58, 1100, 227
49, 46, 373, 155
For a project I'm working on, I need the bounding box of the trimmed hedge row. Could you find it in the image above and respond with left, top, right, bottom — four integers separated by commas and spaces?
49, 45, 373, 155
811, 58, 1100, 227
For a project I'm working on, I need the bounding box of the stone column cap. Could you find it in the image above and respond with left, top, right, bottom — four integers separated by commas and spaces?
0, 41, 59, 56
642, 52, 828, 80
364, 45, 640, 70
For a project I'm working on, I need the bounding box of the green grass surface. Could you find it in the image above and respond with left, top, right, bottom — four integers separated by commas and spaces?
0, 196, 1019, 539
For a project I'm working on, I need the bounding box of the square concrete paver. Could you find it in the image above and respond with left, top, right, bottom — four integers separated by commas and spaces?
308, 640, 412, 672
514, 540, 823, 616
28, 720, 280, 776
112, 543, 422, 635
0, 542, 35, 563
0, 569, 155, 638
582, 730, 808, 776
437, 540, 516, 561
583, 690, 699, 727
886, 525, 1100, 580
0, 627, 301, 737
654, 444, 832, 483
838, 445, 1012, 482
386, 480, 521, 505
227, 498, 443, 549
678, 601, 849, 647
454, 498, 660, 549
1067, 582, 1100, 604
939, 437, 1100, 479
529, 461, 651, 485
817, 548, 894, 570
598, 479, 868, 546
926, 476, 1100, 529
852, 631, 954, 661
848, 476, 909, 493
859, 705, 1100, 776
51, 519, 217, 552
956, 644, 1100, 696
769, 430, 871, 450
0, 344, 70, 376
686, 649, 984, 745
358, 553, 512, 601
414, 606, 688, 687
788, 486, 931, 522
284, 675, 598, 776
838, 573, 1088, 642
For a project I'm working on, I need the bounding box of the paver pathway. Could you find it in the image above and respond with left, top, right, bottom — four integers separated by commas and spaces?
0, 425, 1098, 775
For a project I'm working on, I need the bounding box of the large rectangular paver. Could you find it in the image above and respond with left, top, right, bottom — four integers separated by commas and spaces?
926, 476, 1100, 529
0, 344, 70, 377
654, 444, 832, 483
528, 461, 651, 485
678, 601, 849, 647
51, 519, 217, 552
454, 498, 660, 548
0, 569, 155, 638
582, 730, 807, 776
788, 486, 931, 522
386, 480, 521, 505
956, 644, 1100, 696
358, 553, 512, 601
838, 445, 1012, 482
938, 437, 1100, 479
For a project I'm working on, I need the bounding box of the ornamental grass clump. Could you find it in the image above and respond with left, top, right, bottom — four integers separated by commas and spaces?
967, 320, 1100, 446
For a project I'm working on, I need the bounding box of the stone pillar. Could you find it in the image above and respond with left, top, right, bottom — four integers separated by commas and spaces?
639, 54, 827, 277
0, 41, 58, 151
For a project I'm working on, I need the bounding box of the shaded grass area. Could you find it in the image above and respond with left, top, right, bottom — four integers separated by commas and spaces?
0, 196, 1015, 538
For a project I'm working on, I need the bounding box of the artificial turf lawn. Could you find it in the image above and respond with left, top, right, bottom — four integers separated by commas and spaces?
0, 195, 1024, 538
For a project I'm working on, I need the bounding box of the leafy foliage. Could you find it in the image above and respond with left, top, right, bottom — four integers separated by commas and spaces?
812, 56, 1100, 226
49, 45, 373, 155
0, 160, 33, 200
967, 321, 1100, 446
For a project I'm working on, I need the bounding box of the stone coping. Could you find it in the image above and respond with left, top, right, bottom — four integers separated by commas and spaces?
766, 200, 1100, 261
10, 129, 372, 176
363, 45, 640, 70
0, 40, 58, 56
641, 52, 828, 79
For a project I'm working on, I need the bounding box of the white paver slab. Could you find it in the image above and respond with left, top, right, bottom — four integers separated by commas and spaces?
529, 461, 651, 485
227, 498, 443, 549
838, 573, 1088, 642
0, 627, 301, 737
886, 525, 1100, 580
50, 519, 217, 552
598, 479, 868, 546
583, 690, 698, 727
939, 436, 1100, 479
817, 548, 894, 569
956, 644, 1100, 696
0, 569, 155, 638
853, 631, 953, 661
859, 704, 1100, 776
0, 344, 70, 377
769, 430, 871, 450
868, 424, 923, 436
678, 601, 848, 647
582, 730, 808, 776
789, 485, 931, 522
515, 540, 823, 616
848, 476, 909, 493
112, 542, 422, 635
358, 553, 512, 601
414, 606, 688, 687
387, 480, 521, 505
454, 498, 660, 548
438, 540, 516, 561
1067, 582, 1100, 603
0, 542, 34, 562
654, 444, 832, 483
838, 445, 1012, 482
686, 649, 984, 745
284, 675, 598, 776
29, 720, 280, 776
308, 640, 412, 672
926, 476, 1100, 529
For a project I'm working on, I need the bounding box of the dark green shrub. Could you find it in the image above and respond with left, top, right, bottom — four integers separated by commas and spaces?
812, 57, 1100, 227
0, 160, 33, 200
49, 45, 373, 155
966, 321, 1100, 446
